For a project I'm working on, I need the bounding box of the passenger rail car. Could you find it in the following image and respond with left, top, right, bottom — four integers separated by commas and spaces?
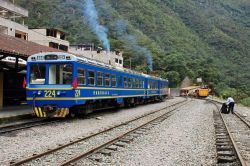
25, 52, 168, 118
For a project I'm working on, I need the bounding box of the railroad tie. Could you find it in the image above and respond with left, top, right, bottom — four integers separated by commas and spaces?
9, 160, 16, 165
216, 136, 228, 139
216, 139, 231, 143
140, 127, 150, 130
138, 128, 148, 132
128, 133, 140, 138
217, 151, 235, 156
105, 145, 118, 151
123, 136, 134, 141
216, 146, 233, 151
113, 142, 127, 147
217, 156, 237, 163
216, 142, 231, 146
88, 155, 103, 162
134, 131, 144, 135
98, 149, 112, 156
119, 139, 132, 143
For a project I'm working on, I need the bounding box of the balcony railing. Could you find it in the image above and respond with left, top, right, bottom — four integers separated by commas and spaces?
0, 0, 28, 17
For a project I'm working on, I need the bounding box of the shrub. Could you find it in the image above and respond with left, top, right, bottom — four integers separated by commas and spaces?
240, 97, 250, 107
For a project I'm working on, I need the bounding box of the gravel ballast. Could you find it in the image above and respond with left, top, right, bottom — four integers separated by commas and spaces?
235, 105, 250, 121
77, 99, 217, 166
0, 98, 184, 165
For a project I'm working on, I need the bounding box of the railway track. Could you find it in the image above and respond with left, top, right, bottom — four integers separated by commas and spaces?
0, 118, 60, 135
209, 100, 250, 166
10, 98, 190, 166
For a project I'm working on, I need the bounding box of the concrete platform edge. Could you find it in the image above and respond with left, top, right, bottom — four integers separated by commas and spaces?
0, 113, 33, 124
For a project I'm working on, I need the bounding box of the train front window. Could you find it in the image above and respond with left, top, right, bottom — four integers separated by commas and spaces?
49, 64, 72, 84
30, 64, 46, 84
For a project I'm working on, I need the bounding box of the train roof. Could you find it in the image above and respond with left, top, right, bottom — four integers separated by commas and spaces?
28, 52, 168, 82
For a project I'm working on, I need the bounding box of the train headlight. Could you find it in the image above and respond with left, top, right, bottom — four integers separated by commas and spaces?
37, 91, 42, 95
58, 55, 65, 60
57, 91, 61, 96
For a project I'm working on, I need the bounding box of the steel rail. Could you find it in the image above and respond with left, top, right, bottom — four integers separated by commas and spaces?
234, 112, 250, 129
0, 119, 60, 134
209, 99, 247, 166
10, 98, 188, 166
59, 100, 189, 166
208, 98, 250, 128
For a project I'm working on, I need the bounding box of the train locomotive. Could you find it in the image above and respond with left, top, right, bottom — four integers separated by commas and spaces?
180, 86, 209, 98
25, 52, 168, 118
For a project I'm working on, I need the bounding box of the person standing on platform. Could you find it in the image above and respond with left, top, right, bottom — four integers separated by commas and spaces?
226, 97, 235, 114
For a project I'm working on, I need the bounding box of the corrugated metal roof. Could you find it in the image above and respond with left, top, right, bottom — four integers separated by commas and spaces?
0, 33, 63, 58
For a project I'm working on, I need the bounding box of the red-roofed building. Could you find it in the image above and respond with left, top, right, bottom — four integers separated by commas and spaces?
0, 0, 70, 108
0, 32, 63, 109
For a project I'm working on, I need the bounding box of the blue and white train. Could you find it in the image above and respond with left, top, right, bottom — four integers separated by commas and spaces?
25, 52, 169, 118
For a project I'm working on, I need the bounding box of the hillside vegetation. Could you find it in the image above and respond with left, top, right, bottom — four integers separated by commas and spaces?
16, 0, 250, 101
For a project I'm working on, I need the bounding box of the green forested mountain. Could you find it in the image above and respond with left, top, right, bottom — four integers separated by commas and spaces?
16, 0, 250, 100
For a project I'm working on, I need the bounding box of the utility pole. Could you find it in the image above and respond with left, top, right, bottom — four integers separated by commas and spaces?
129, 58, 132, 69
236, 72, 239, 102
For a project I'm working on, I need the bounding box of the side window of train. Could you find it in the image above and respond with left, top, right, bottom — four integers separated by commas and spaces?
97, 72, 103, 86
77, 68, 86, 85
130, 78, 133, 88
88, 70, 95, 86
124, 77, 128, 88
148, 81, 151, 89
139, 80, 142, 88
128, 78, 132, 88
118, 76, 122, 87
111, 74, 116, 87
132, 78, 135, 88
105, 73, 110, 87
135, 78, 138, 88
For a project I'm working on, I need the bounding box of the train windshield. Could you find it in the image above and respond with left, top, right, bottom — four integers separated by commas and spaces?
30, 64, 46, 84
29, 64, 73, 85
49, 64, 72, 84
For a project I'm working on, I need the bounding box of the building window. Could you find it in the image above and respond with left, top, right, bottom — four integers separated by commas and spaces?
49, 42, 59, 49
77, 68, 85, 85
59, 45, 68, 51
46, 29, 57, 37
88, 70, 95, 86
105, 74, 110, 86
119, 60, 122, 64
111, 74, 116, 87
15, 33, 22, 38
97, 72, 103, 86
115, 58, 118, 63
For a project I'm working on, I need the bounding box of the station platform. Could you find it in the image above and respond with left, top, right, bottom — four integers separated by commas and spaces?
0, 105, 33, 124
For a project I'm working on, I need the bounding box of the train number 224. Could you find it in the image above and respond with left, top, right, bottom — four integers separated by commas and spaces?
44, 90, 56, 98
